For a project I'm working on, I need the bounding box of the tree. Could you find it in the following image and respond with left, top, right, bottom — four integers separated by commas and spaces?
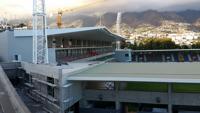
16, 23, 26, 28
135, 38, 178, 50
192, 41, 200, 49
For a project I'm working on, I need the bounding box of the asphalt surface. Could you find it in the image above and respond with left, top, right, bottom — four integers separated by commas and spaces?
0, 81, 16, 113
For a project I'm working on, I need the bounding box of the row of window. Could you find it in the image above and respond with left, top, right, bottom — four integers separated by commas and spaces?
49, 38, 112, 48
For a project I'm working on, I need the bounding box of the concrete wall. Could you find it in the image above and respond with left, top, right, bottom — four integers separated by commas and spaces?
0, 30, 33, 63
22, 64, 61, 112
22, 62, 83, 112
0, 62, 21, 79
0, 31, 56, 63
114, 50, 132, 62
83, 90, 200, 106
84, 90, 168, 105
80, 108, 120, 113
48, 48, 56, 64
0, 66, 31, 113
9, 35, 33, 62
30, 73, 60, 113
21, 62, 60, 79
0, 30, 11, 62
0, 62, 21, 70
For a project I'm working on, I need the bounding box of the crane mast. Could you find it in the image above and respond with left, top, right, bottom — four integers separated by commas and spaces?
33, 0, 49, 64
56, 0, 107, 28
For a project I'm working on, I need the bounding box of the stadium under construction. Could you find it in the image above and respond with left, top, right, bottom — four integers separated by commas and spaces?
1, 27, 200, 113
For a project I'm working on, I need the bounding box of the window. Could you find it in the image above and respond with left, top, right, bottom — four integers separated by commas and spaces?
47, 86, 54, 97
14, 55, 21, 61
125, 54, 129, 57
14, 55, 18, 61
47, 77, 55, 97
47, 77, 54, 84
29, 75, 32, 83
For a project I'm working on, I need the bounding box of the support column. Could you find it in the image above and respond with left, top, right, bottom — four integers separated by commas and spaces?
59, 69, 65, 113
115, 82, 121, 112
52, 37, 56, 48
197, 54, 200, 61
188, 54, 192, 62
144, 54, 147, 62
81, 40, 83, 55
168, 83, 172, 113
162, 54, 165, 62
171, 54, 175, 62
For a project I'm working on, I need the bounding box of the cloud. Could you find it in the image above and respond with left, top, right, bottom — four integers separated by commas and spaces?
1, 0, 200, 19
89, 0, 200, 12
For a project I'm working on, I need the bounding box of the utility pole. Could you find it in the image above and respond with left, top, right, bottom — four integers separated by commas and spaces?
33, 0, 49, 64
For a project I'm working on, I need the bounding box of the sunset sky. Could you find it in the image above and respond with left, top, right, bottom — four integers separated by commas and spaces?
0, 0, 200, 19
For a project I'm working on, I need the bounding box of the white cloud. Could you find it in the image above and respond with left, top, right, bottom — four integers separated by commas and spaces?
0, 0, 88, 18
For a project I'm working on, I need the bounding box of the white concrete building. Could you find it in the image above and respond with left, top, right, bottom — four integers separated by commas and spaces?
0, 27, 122, 63
19, 61, 200, 113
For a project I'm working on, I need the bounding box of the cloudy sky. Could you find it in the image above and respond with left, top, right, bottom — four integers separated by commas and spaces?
0, 0, 200, 19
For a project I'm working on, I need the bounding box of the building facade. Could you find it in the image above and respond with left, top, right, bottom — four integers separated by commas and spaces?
19, 61, 200, 113
0, 27, 122, 63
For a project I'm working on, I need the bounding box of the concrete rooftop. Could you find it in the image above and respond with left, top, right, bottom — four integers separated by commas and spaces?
67, 62, 200, 83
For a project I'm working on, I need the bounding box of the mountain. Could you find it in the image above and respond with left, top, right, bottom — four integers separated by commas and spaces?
177, 10, 200, 23
57, 10, 200, 28
8, 10, 200, 29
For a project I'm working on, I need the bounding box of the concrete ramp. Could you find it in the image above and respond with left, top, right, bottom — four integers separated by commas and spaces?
0, 65, 31, 113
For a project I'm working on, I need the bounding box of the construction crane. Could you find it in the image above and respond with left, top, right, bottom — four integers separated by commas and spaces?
56, 0, 107, 28
32, 0, 49, 64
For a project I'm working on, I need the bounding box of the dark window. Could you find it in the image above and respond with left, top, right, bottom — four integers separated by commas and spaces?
47, 86, 54, 97
29, 75, 32, 83
47, 77, 54, 84
125, 54, 129, 57
14, 55, 18, 60
25, 73, 32, 83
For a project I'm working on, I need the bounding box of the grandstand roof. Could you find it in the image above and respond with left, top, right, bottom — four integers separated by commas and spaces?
68, 63, 200, 83
14, 27, 123, 41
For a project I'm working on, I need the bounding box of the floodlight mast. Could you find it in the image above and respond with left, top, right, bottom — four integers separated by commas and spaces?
116, 12, 122, 50
32, 0, 49, 64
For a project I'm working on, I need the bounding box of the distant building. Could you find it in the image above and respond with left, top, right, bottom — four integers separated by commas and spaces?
169, 33, 198, 45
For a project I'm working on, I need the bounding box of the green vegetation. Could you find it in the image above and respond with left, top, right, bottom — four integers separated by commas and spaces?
139, 38, 178, 50
173, 84, 200, 93
125, 83, 200, 93
125, 38, 200, 50
192, 41, 200, 49
126, 103, 138, 112
125, 83, 168, 92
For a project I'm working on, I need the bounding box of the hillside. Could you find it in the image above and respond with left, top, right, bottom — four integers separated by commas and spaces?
53, 10, 200, 29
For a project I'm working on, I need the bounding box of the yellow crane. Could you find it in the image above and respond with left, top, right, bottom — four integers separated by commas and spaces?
56, 0, 107, 28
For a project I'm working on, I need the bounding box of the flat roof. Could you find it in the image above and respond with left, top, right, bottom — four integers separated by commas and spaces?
22, 61, 104, 79
14, 27, 104, 37
67, 63, 200, 83
14, 27, 123, 41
